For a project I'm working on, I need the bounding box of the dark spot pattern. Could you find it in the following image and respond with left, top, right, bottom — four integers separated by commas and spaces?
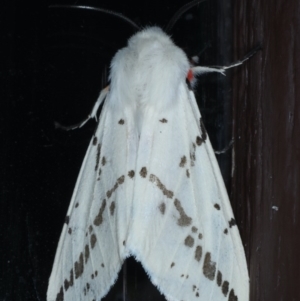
118, 119, 124, 125
149, 174, 174, 198
93, 199, 106, 226
179, 156, 187, 167
195, 245, 202, 262
128, 170, 135, 178
196, 136, 203, 146
203, 252, 216, 280
224, 228, 228, 234
92, 136, 98, 145
186, 169, 190, 178
74, 253, 84, 279
101, 156, 106, 166
95, 144, 101, 171
190, 144, 196, 166
159, 202, 166, 214
64, 269, 74, 291
196, 292, 199, 297
217, 270, 222, 286
75, 202, 79, 208
101, 263, 105, 268
170, 262, 175, 268
89, 225, 93, 233
198, 233, 203, 239
192, 226, 198, 233
140, 167, 147, 178
68, 228, 72, 235
84, 245, 90, 263
123, 240, 126, 246
174, 199, 192, 226
159, 118, 168, 123
110, 201, 115, 216
106, 176, 125, 198
117, 175, 125, 184
214, 203, 221, 210
90, 234, 97, 249
56, 286, 64, 301
184, 235, 194, 247
222, 281, 229, 296
229, 218, 236, 228
65, 216, 70, 225
228, 289, 238, 301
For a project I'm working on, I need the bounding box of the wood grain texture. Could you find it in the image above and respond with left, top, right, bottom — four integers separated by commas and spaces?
232, 1, 300, 300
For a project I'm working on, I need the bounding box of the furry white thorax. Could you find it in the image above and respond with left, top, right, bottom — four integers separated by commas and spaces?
109, 27, 190, 111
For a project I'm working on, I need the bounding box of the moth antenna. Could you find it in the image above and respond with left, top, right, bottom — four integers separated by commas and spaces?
49, 5, 140, 31
165, 0, 206, 33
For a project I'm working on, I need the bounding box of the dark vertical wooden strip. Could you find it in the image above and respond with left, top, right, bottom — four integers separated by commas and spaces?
232, 1, 300, 300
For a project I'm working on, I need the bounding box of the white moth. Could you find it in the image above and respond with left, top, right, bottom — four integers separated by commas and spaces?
47, 27, 249, 301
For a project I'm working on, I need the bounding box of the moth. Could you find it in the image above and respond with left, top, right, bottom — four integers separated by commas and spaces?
47, 4, 250, 301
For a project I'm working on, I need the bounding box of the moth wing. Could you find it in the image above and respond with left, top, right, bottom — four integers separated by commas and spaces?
47, 97, 138, 301
127, 83, 249, 301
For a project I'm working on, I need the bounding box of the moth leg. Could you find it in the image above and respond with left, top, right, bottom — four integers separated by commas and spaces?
55, 86, 109, 131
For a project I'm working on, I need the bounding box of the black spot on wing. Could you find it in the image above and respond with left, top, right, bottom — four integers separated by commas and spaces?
203, 252, 216, 280
195, 245, 202, 262
228, 289, 238, 301
95, 144, 101, 171
56, 286, 64, 301
196, 136, 203, 146
101, 156, 106, 166
191, 226, 198, 233
92, 136, 98, 145
179, 156, 187, 167
118, 119, 125, 124
159, 202, 166, 214
140, 167, 147, 178
90, 234, 97, 249
184, 235, 194, 247
93, 199, 106, 226
224, 228, 228, 234
74, 253, 84, 279
186, 169, 190, 178
190, 144, 196, 166
159, 118, 168, 123
170, 262, 175, 268
101, 263, 105, 268
217, 270, 222, 286
128, 170, 135, 178
149, 174, 174, 198
84, 245, 90, 264
214, 203, 221, 210
75, 202, 79, 208
117, 175, 125, 184
68, 228, 72, 235
110, 201, 115, 216
64, 269, 74, 291
229, 218, 236, 228
222, 280, 229, 296
198, 233, 203, 239
106, 176, 125, 198
174, 199, 192, 226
